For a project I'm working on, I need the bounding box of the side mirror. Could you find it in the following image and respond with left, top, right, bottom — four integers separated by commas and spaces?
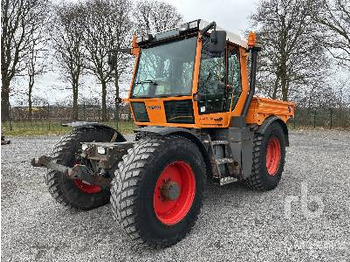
209, 30, 226, 54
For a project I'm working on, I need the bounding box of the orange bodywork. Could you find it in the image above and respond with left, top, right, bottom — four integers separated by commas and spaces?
126, 33, 294, 129
246, 97, 294, 125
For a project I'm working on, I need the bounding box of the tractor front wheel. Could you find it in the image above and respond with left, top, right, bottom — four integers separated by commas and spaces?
110, 136, 206, 248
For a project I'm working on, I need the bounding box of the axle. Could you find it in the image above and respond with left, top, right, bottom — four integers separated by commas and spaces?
31, 155, 111, 189
31, 141, 134, 189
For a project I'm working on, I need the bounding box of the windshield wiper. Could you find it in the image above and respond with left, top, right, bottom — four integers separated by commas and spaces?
134, 79, 158, 85
156, 94, 188, 98
131, 95, 152, 98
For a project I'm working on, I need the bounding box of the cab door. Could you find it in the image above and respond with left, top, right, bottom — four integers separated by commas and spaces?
196, 39, 242, 127
197, 38, 227, 115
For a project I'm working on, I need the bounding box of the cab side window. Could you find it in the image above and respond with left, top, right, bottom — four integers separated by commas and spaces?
227, 46, 242, 110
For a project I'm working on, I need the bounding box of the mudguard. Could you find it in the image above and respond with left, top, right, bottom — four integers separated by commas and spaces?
135, 126, 199, 137
63, 121, 126, 142
256, 116, 289, 146
135, 126, 211, 174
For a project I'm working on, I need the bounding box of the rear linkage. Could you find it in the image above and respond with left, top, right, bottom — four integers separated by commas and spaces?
31, 140, 133, 189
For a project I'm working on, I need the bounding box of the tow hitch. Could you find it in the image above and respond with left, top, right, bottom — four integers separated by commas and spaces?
31, 141, 134, 189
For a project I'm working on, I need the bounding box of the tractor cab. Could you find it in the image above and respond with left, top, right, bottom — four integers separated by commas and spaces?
126, 19, 251, 128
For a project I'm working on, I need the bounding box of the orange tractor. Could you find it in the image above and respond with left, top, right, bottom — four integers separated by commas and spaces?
31, 20, 294, 248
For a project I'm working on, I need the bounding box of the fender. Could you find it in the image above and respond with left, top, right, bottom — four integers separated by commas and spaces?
135, 126, 198, 136
63, 121, 126, 142
134, 126, 205, 148
256, 116, 289, 146
135, 126, 212, 175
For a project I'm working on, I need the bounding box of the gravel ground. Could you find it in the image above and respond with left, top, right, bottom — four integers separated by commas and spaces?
1, 130, 350, 261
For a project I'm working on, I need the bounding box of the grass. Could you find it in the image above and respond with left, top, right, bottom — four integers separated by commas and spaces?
2, 120, 348, 137
1, 120, 136, 137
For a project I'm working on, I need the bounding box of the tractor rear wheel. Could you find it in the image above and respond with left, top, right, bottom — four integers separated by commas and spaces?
45, 127, 124, 210
244, 122, 286, 191
110, 136, 206, 248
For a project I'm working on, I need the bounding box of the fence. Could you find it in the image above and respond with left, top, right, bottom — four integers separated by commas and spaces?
1, 104, 136, 136
6, 103, 132, 121
290, 107, 350, 129
1, 105, 350, 136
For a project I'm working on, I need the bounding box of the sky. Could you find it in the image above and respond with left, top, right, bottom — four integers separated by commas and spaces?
162, 0, 257, 33
11, 0, 258, 106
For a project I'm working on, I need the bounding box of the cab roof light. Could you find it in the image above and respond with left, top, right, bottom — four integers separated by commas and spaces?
248, 31, 257, 48
132, 35, 138, 48
131, 35, 140, 56
139, 33, 153, 43
154, 29, 180, 40
179, 23, 189, 32
179, 19, 200, 33
138, 19, 200, 44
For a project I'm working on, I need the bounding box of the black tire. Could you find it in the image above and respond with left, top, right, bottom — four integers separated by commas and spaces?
110, 136, 206, 248
244, 122, 286, 191
45, 127, 124, 210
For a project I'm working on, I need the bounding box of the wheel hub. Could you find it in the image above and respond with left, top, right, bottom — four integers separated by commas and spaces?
153, 161, 196, 225
161, 180, 180, 200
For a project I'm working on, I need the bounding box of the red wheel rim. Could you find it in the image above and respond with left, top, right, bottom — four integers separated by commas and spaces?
153, 161, 196, 225
74, 179, 102, 194
266, 136, 281, 176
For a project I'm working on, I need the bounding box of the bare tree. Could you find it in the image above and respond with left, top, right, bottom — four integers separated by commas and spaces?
110, 8, 133, 124
26, 39, 47, 120
313, 0, 350, 67
133, 0, 182, 35
251, 0, 328, 101
82, 0, 133, 121
51, 3, 86, 120
1, 0, 48, 120
26, 3, 48, 120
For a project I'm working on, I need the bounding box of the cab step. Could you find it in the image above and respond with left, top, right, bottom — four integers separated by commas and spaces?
211, 140, 229, 146
220, 176, 238, 186
205, 135, 237, 186
216, 158, 234, 165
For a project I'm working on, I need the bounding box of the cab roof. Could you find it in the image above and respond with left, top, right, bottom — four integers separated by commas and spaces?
138, 19, 248, 49
198, 19, 248, 49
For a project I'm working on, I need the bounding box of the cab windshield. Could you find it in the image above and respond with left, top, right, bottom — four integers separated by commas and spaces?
131, 37, 197, 98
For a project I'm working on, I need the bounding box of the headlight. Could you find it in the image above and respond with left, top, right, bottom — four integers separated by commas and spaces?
82, 144, 88, 151
97, 147, 106, 155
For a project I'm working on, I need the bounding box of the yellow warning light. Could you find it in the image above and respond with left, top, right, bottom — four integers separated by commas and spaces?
248, 31, 257, 47
131, 35, 140, 56
132, 35, 138, 48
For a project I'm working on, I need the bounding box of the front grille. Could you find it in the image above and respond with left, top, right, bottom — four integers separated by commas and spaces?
131, 102, 149, 122
164, 100, 194, 124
